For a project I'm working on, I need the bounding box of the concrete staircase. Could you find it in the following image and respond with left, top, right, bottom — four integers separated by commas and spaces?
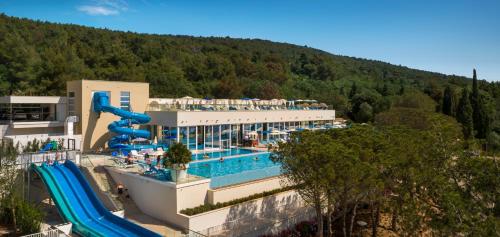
79, 155, 123, 211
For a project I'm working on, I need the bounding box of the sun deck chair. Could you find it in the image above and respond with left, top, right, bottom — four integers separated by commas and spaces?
130, 150, 144, 159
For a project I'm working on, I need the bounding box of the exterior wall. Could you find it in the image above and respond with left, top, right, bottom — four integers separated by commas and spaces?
4, 126, 64, 136
105, 167, 209, 229
148, 110, 335, 127
67, 80, 149, 152
106, 167, 308, 234
208, 176, 284, 204
0, 96, 66, 105
185, 190, 308, 234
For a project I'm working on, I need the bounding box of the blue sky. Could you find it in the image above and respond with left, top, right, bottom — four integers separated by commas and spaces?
1, 0, 499, 81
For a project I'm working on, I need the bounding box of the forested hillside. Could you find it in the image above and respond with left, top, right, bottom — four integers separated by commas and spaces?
0, 14, 471, 100
0, 14, 499, 149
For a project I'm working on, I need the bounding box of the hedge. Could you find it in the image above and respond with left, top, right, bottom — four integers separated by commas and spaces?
180, 186, 296, 216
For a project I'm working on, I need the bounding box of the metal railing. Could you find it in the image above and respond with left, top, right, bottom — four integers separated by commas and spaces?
182, 229, 208, 237
196, 207, 315, 236
16, 150, 81, 169
20, 228, 69, 237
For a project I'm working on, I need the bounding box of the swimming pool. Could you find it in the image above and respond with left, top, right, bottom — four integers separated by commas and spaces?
187, 152, 282, 188
191, 148, 259, 161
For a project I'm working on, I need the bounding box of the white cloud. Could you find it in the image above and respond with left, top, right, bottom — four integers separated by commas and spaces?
77, 0, 128, 16
78, 5, 119, 15
97, 0, 128, 11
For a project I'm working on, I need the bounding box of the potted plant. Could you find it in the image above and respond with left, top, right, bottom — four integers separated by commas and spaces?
163, 142, 192, 181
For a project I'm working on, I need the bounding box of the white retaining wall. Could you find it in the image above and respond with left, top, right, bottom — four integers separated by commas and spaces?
186, 190, 309, 235
208, 176, 284, 204
106, 167, 310, 234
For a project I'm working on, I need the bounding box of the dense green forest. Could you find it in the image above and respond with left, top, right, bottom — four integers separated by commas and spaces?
0, 14, 499, 150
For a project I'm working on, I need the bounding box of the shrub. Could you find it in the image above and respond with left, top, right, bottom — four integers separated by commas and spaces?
0, 196, 44, 235
164, 142, 191, 169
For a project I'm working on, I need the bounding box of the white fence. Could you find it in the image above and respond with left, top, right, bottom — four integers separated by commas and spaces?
15, 150, 81, 169
20, 228, 69, 237
4, 134, 82, 151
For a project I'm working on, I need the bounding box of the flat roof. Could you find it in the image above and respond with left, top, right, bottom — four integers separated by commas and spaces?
147, 109, 336, 127
0, 96, 67, 104
68, 79, 149, 85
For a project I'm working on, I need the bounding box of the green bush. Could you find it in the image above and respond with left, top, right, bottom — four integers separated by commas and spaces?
180, 186, 295, 216
0, 196, 44, 235
16, 200, 44, 235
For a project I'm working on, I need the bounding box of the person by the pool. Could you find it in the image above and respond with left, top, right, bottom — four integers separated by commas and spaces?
253, 156, 259, 161
219, 157, 224, 162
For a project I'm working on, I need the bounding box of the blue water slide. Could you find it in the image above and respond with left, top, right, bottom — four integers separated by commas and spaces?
92, 91, 157, 150
33, 160, 162, 237
39, 143, 53, 153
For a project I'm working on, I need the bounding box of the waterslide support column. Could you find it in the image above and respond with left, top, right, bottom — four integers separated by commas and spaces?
211, 126, 214, 150
229, 125, 232, 148
176, 127, 180, 143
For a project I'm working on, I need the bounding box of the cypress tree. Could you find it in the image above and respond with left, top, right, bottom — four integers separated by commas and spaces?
471, 69, 481, 135
470, 69, 491, 138
398, 84, 405, 95
457, 88, 474, 139
475, 96, 491, 138
382, 83, 389, 96
442, 85, 453, 116
349, 82, 357, 99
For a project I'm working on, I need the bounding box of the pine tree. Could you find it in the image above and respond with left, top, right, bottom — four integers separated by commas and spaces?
456, 88, 474, 139
349, 82, 357, 99
442, 85, 453, 116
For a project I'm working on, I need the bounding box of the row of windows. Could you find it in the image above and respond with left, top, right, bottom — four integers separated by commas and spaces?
120, 91, 130, 111
0, 104, 56, 121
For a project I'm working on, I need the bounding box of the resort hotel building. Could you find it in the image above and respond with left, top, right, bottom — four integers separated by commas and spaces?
2, 80, 344, 236
2, 80, 338, 152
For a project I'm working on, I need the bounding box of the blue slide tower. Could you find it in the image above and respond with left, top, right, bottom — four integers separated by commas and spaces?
93, 92, 157, 151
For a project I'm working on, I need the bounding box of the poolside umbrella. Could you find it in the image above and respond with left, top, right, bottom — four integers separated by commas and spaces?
132, 137, 148, 142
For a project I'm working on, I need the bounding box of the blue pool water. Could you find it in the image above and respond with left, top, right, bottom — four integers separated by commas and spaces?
191, 148, 258, 161
140, 149, 282, 188
188, 152, 281, 188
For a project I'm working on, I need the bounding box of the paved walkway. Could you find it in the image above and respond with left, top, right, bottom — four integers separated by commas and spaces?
84, 155, 184, 236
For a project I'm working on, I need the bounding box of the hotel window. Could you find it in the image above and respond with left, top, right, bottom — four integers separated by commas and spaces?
68, 92, 75, 116
120, 91, 130, 111
0, 103, 55, 122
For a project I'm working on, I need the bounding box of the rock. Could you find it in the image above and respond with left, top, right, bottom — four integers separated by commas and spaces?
356, 221, 368, 227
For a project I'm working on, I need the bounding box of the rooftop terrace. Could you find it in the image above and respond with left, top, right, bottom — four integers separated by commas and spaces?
148, 97, 329, 112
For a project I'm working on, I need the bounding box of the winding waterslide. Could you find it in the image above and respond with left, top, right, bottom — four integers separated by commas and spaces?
32, 160, 162, 237
92, 91, 157, 151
